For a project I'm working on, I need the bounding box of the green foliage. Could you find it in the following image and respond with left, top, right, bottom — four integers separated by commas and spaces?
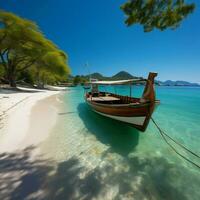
0, 10, 70, 87
0, 64, 5, 79
73, 75, 88, 85
16, 69, 35, 85
41, 51, 70, 75
121, 0, 195, 32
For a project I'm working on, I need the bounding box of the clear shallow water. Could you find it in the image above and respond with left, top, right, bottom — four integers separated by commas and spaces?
41, 86, 200, 200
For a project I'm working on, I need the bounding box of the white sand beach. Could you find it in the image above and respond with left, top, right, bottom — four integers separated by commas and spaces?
0, 87, 65, 154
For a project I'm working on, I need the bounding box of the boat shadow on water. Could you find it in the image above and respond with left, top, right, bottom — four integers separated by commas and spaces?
77, 103, 139, 156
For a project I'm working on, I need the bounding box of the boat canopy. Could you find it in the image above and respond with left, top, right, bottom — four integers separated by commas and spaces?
90, 78, 146, 85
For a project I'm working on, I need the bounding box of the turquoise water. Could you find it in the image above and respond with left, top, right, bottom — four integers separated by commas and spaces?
41, 86, 200, 200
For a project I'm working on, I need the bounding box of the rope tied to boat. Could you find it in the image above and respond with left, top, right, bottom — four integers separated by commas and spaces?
151, 117, 200, 169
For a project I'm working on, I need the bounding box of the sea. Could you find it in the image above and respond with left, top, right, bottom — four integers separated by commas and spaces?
41, 86, 200, 200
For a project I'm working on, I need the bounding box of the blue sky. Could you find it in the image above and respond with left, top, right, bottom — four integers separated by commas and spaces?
0, 0, 200, 82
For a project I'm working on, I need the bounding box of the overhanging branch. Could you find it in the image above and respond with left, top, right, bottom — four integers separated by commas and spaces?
16, 60, 36, 72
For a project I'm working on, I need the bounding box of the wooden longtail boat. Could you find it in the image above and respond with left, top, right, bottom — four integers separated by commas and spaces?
84, 72, 159, 132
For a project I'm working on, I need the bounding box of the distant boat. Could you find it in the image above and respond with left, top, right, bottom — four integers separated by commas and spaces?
84, 72, 159, 132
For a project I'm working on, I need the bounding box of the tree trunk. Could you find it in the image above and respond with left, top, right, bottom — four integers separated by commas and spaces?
8, 73, 16, 87
7, 65, 17, 87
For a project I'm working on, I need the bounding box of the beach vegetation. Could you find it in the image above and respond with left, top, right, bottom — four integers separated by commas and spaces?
121, 0, 195, 32
73, 75, 88, 86
0, 11, 70, 87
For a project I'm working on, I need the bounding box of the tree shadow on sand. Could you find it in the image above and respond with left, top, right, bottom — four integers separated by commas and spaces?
77, 103, 140, 156
0, 146, 103, 200
0, 146, 199, 200
0, 146, 52, 200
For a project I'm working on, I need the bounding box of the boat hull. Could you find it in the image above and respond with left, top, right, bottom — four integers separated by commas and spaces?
94, 110, 146, 126
85, 98, 153, 131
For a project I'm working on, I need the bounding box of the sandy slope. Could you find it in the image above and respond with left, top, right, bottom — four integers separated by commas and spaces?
0, 87, 65, 153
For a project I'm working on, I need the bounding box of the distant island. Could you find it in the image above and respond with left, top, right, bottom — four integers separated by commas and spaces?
71, 71, 200, 87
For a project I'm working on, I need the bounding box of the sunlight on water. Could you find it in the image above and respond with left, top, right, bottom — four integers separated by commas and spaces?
41, 86, 200, 200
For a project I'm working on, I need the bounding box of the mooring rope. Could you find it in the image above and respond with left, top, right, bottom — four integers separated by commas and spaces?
151, 117, 200, 169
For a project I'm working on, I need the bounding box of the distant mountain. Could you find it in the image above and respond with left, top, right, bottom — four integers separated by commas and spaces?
160, 80, 199, 86
72, 71, 200, 86
89, 73, 105, 80
111, 71, 137, 80
88, 71, 140, 80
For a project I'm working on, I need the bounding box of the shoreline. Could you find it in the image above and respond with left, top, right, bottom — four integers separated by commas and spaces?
0, 87, 65, 154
